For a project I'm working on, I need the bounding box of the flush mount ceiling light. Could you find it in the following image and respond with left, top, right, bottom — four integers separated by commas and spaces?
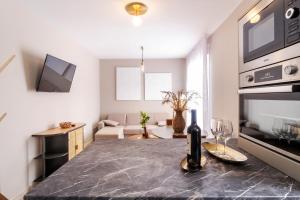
250, 14, 261, 24
125, 2, 148, 26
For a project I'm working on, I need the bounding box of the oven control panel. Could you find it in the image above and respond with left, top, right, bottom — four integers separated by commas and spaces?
254, 65, 283, 83
240, 57, 300, 88
285, 0, 300, 46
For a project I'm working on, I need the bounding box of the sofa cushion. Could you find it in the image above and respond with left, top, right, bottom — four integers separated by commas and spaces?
126, 113, 140, 125
97, 121, 105, 130
123, 125, 159, 135
124, 125, 143, 135
154, 113, 170, 123
95, 126, 124, 139
146, 125, 158, 130
157, 120, 167, 127
107, 113, 126, 126
103, 120, 119, 127
126, 113, 157, 125
147, 113, 156, 125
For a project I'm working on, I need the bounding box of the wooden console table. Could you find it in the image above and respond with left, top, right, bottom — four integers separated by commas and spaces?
32, 123, 86, 182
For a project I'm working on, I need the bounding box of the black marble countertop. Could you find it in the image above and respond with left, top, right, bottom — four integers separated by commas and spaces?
25, 139, 300, 199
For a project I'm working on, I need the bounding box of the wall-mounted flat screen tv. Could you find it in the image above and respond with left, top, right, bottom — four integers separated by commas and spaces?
37, 54, 76, 92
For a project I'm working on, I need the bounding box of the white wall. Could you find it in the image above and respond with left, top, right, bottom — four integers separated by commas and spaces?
208, 0, 260, 137
100, 59, 186, 118
0, 1, 101, 199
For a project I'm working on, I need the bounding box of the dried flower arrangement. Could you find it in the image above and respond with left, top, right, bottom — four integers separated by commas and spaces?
161, 90, 200, 133
161, 90, 200, 111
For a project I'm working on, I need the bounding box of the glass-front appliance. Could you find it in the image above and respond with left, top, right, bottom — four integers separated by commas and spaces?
239, 0, 300, 73
239, 57, 300, 162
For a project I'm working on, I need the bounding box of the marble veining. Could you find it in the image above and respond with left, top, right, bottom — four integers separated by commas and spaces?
24, 139, 300, 199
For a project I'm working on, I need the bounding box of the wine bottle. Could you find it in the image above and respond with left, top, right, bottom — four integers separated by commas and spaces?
187, 109, 201, 171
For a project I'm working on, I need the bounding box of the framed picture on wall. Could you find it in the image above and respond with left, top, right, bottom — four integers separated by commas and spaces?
145, 73, 172, 100
116, 67, 141, 100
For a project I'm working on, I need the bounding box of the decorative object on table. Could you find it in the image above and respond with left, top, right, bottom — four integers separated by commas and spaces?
0, 54, 15, 73
59, 122, 73, 129
173, 110, 185, 133
210, 118, 223, 152
180, 155, 207, 171
220, 120, 233, 155
203, 142, 248, 163
166, 119, 173, 126
161, 90, 199, 133
186, 109, 202, 172
140, 111, 150, 138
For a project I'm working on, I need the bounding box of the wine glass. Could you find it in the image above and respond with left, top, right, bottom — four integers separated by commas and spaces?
272, 118, 284, 139
220, 120, 233, 155
210, 118, 223, 151
283, 120, 298, 144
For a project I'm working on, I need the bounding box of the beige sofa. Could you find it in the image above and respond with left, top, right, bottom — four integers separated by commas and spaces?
95, 113, 170, 139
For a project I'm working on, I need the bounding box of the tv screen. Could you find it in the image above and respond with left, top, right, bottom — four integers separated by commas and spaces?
37, 55, 76, 92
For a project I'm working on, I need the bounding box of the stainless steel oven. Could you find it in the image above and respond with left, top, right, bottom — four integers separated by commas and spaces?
239, 57, 300, 164
239, 0, 300, 73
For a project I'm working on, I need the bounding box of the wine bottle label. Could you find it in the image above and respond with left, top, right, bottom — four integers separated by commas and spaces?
187, 134, 191, 155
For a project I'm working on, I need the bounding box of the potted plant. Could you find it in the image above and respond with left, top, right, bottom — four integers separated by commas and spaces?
140, 111, 150, 138
161, 90, 199, 133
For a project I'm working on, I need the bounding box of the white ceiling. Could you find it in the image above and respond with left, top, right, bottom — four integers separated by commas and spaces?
24, 0, 241, 59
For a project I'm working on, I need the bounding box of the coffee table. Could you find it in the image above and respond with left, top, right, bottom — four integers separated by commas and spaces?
152, 126, 187, 139
127, 126, 187, 139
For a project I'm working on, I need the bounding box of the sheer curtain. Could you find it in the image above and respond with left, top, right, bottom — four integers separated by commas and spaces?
186, 37, 212, 135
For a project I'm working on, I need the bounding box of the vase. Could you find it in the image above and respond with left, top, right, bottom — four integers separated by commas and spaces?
142, 127, 149, 138
173, 110, 186, 133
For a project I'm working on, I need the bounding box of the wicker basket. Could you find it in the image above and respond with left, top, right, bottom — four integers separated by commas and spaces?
59, 122, 72, 129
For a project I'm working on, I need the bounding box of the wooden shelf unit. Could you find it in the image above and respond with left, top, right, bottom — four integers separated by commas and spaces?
32, 123, 86, 182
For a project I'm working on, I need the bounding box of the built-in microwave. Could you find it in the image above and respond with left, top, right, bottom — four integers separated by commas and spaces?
239, 0, 300, 73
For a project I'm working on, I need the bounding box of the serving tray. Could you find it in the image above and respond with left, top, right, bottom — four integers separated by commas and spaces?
180, 155, 207, 171
202, 142, 248, 163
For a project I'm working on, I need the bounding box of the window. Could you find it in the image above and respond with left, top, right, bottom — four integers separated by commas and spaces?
186, 38, 211, 134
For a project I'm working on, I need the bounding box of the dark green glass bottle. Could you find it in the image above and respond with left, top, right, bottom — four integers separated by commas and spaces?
187, 109, 201, 172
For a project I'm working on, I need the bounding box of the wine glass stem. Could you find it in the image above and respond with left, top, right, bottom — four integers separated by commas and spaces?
216, 137, 219, 151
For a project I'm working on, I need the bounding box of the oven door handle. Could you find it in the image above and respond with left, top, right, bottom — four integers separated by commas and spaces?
238, 84, 300, 94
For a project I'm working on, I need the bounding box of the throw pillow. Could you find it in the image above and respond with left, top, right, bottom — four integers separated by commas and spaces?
157, 120, 166, 127
103, 120, 119, 127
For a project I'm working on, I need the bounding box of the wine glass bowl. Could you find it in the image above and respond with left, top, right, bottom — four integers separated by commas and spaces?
272, 118, 299, 143
220, 120, 233, 155
272, 118, 284, 139
210, 118, 223, 152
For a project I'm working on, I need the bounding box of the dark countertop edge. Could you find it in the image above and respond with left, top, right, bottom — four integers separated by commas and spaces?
24, 194, 291, 200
